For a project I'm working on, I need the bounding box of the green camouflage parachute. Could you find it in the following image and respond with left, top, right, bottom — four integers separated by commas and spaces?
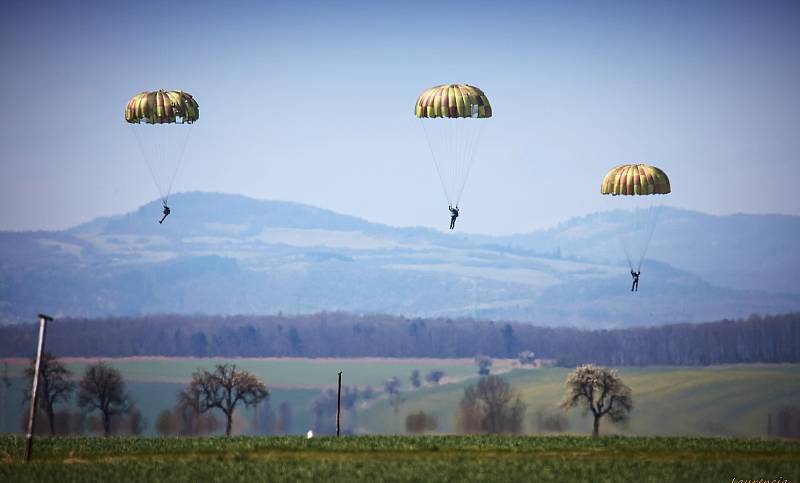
125, 90, 199, 124
601, 164, 670, 196
415, 84, 491, 208
415, 84, 492, 119
125, 90, 198, 207
600, 163, 671, 275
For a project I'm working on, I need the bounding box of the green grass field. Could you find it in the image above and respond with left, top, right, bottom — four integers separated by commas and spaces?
2, 357, 485, 386
0, 435, 797, 482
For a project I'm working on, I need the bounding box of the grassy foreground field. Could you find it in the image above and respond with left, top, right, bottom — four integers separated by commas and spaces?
0, 435, 798, 483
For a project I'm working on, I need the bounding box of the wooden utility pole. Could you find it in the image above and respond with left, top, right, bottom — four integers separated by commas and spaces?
24, 314, 52, 462
336, 370, 342, 437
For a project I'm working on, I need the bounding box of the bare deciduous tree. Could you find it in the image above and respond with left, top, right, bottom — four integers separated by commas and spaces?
425, 370, 444, 385
182, 364, 268, 436
0, 363, 9, 434
155, 409, 174, 436
518, 350, 536, 366
78, 362, 131, 436
410, 369, 421, 389
313, 386, 358, 434
277, 402, 292, 433
22, 352, 76, 436
383, 377, 403, 431
474, 356, 492, 376
533, 408, 570, 433
1, 363, 10, 389
360, 385, 375, 400
456, 375, 526, 434
405, 410, 437, 434
560, 364, 633, 437
159, 396, 219, 437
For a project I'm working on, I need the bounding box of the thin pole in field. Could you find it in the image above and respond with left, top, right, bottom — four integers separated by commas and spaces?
336, 370, 342, 437
24, 314, 53, 463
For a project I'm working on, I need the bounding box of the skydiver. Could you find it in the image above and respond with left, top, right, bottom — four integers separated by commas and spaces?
159, 203, 171, 224
631, 270, 640, 292
449, 204, 459, 230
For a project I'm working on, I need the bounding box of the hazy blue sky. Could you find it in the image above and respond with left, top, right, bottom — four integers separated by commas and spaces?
1, 0, 798, 235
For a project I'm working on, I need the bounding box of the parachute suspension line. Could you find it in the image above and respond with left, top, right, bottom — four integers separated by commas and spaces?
616, 202, 661, 272
156, 125, 169, 205
635, 204, 662, 272
156, 125, 164, 202
450, 119, 461, 203
611, 203, 640, 272
457, 119, 470, 204
161, 126, 171, 205
454, 120, 485, 205
443, 120, 454, 201
621, 237, 635, 271
450, 120, 461, 204
129, 124, 167, 204
419, 116, 486, 207
453, 119, 464, 205
163, 123, 194, 205
420, 119, 452, 205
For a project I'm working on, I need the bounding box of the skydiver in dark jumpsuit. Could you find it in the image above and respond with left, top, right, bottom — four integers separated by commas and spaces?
449, 205, 459, 230
631, 270, 640, 292
159, 203, 171, 224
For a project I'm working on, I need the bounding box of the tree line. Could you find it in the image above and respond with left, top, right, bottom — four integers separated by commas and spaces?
1, 312, 798, 366
18, 352, 636, 438
14, 354, 799, 440
18, 355, 144, 437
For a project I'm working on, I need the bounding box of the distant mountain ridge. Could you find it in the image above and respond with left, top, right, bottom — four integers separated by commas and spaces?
1, 192, 798, 327
506, 208, 800, 293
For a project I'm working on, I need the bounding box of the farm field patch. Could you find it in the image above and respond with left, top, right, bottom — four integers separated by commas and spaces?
0, 435, 797, 483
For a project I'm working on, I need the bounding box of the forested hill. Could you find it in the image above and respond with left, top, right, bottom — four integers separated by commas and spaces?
1, 192, 799, 327
1, 312, 798, 366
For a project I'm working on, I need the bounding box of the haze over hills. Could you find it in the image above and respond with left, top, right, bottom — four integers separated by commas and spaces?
1, 192, 798, 327
507, 209, 800, 293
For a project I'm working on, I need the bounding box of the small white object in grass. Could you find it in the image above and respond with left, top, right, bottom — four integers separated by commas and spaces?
307, 430, 313, 439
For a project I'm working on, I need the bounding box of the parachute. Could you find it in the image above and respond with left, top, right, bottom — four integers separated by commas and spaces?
125, 90, 199, 207
600, 164, 671, 272
415, 84, 491, 207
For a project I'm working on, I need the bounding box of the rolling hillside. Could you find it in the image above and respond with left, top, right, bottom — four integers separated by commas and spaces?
359, 364, 800, 438
1, 192, 798, 326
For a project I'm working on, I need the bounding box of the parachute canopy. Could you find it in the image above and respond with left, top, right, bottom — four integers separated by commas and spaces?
601, 164, 670, 196
415, 84, 492, 119
125, 90, 199, 124
600, 163, 671, 273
